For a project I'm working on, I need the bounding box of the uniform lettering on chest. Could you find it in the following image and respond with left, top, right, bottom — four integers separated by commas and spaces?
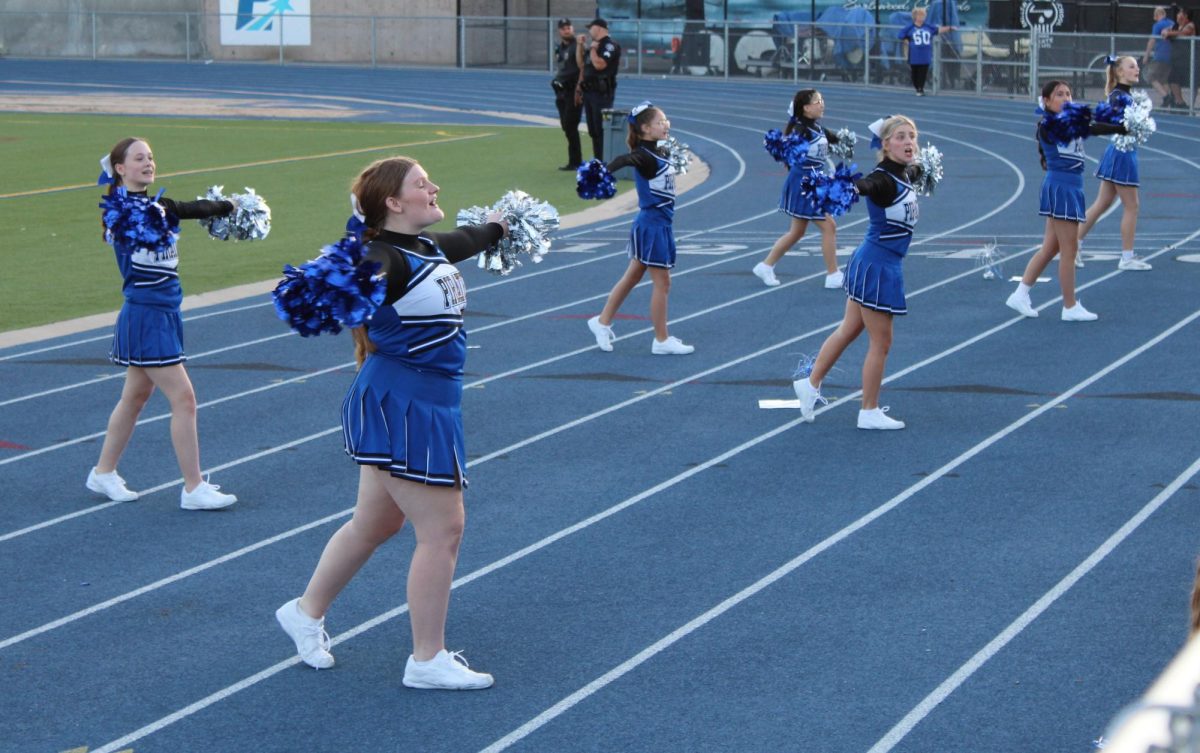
436, 269, 467, 310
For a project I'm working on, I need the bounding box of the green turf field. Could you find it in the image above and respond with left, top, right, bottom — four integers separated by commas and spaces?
0, 113, 607, 332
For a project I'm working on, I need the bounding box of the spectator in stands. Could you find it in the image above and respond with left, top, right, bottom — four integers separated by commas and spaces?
1163, 6, 1196, 109
1144, 7, 1174, 106
898, 6, 953, 96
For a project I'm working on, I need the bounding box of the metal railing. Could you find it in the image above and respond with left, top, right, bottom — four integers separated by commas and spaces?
0, 11, 1194, 115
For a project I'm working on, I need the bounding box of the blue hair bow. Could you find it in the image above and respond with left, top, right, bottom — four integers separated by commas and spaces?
1104, 54, 1119, 66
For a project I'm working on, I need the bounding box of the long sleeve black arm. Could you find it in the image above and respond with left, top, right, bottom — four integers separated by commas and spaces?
160, 197, 234, 220
366, 222, 504, 305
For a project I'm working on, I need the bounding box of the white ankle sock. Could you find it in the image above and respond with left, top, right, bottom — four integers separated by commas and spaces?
1017, 282, 1032, 296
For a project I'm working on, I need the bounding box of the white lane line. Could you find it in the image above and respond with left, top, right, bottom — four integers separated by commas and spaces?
0, 361, 355, 467
0, 332, 294, 408
0, 428, 343, 544
89, 302, 1200, 753
478, 307, 1200, 753
0, 241, 818, 538
0, 239, 790, 469
866, 452, 1200, 753
0, 300, 274, 362
0, 234, 1039, 635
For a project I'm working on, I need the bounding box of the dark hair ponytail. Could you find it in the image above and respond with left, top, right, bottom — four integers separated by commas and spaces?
1035, 80, 1068, 171
347, 156, 418, 367
784, 89, 819, 136
99, 136, 148, 239
626, 106, 662, 151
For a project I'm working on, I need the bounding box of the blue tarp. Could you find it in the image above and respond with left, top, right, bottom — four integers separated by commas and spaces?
927, 1, 964, 54
816, 5, 873, 69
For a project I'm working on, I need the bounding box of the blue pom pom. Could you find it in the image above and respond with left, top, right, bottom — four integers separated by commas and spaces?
1041, 101, 1093, 145
799, 162, 862, 217
576, 159, 617, 200
764, 129, 787, 162
1093, 101, 1122, 125
98, 187, 180, 257
272, 236, 386, 337
764, 129, 810, 167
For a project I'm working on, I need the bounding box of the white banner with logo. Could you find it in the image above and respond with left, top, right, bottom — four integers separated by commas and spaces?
219, 0, 311, 46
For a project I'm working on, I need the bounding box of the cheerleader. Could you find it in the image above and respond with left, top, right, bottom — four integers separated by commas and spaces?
752, 89, 844, 290
1077, 56, 1152, 271
87, 137, 238, 510
276, 156, 504, 689
792, 115, 922, 430
1006, 81, 1127, 322
586, 102, 694, 355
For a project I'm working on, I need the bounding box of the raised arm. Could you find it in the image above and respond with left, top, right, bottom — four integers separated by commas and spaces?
160, 197, 233, 220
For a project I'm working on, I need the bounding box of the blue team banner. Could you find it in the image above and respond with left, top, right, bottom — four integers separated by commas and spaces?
219, 0, 311, 46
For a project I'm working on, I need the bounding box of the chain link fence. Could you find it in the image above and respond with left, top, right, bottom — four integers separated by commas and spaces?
0, 11, 1194, 115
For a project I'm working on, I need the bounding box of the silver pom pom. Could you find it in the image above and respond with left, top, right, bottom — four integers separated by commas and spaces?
974, 241, 1002, 280
198, 185, 232, 240
829, 128, 857, 161
198, 185, 271, 241
913, 144, 944, 197
660, 136, 692, 175
458, 190, 560, 276
1112, 89, 1156, 153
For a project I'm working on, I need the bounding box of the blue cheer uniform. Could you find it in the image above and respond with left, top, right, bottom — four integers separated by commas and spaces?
607, 140, 676, 268
102, 189, 232, 367
341, 223, 502, 488
779, 119, 840, 220
842, 159, 920, 315
1037, 110, 1126, 221
1094, 85, 1139, 186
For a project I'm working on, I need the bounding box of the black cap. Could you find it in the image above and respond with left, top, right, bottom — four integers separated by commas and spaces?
588, 18, 608, 29
556, 17, 571, 28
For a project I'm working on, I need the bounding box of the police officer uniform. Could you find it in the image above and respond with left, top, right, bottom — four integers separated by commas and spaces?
552, 18, 583, 170
580, 18, 621, 162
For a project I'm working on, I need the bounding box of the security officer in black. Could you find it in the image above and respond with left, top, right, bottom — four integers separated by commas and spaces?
552, 18, 583, 170
578, 18, 621, 162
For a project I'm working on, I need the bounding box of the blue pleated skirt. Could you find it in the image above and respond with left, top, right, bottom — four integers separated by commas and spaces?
843, 242, 907, 315
110, 302, 186, 367
779, 167, 827, 220
341, 354, 466, 488
1095, 144, 1139, 186
1039, 171, 1086, 222
627, 217, 676, 269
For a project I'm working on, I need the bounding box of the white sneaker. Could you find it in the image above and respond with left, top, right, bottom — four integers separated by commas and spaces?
1117, 256, 1152, 271
587, 315, 614, 352
651, 336, 695, 355
180, 478, 237, 510
275, 598, 335, 669
1061, 301, 1099, 322
1005, 289, 1038, 318
857, 407, 905, 430
86, 468, 138, 502
1074, 253, 1085, 268
824, 270, 845, 289
792, 377, 825, 423
403, 649, 493, 690
752, 262, 781, 287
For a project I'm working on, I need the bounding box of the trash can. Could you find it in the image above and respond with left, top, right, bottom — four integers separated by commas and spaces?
601, 108, 633, 180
